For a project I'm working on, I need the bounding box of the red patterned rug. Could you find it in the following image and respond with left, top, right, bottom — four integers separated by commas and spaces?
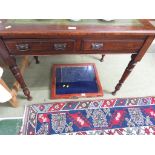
21, 96, 155, 135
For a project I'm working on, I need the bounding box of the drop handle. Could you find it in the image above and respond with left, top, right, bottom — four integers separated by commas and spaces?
91, 43, 103, 50
54, 43, 67, 50
16, 44, 29, 52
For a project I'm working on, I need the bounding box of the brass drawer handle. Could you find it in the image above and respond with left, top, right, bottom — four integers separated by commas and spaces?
91, 43, 103, 50
54, 43, 67, 50
16, 44, 29, 52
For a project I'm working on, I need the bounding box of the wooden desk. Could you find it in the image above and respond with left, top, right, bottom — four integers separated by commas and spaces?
0, 19, 155, 101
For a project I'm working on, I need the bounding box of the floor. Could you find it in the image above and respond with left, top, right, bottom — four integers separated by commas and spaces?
0, 118, 22, 135
0, 44, 155, 119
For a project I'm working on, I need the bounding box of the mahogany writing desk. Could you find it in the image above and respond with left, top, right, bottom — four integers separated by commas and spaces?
0, 19, 155, 101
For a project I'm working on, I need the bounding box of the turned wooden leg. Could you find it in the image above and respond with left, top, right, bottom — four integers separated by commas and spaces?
112, 54, 138, 95
34, 56, 40, 64
100, 54, 105, 62
0, 40, 32, 101
9, 65, 32, 101
11, 55, 16, 63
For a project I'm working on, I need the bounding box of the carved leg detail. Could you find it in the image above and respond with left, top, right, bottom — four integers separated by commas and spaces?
0, 40, 32, 101
34, 56, 40, 64
112, 54, 138, 95
9, 65, 32, 101
100, 54, 105, 62
10, 55, 16, 63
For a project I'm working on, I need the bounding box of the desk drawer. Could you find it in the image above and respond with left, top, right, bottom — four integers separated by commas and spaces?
4, 39, 75, 54
82, 39, 144, 52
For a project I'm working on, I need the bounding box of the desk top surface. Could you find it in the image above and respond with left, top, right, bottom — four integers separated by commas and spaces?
1, 19, 143, 26
0, 19, 155, 37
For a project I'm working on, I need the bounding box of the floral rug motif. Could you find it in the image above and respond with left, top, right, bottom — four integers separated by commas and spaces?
64, 126, 155, 135
21, 97, 155, 135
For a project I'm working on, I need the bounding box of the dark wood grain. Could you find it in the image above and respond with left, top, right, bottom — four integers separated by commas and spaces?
112, 36, 155, 95
4, 39, 76, 54
82, 39, 144, 52
100, 54, 105, 62
0, 19, 155, 100
0, 39, 32, 100
33, 56, 40, 64
0, 20, 155, 38
112, 53, 138, 95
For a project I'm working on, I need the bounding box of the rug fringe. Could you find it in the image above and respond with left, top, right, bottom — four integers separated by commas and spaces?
0, 117, 23, 121
20, 105, 29, 135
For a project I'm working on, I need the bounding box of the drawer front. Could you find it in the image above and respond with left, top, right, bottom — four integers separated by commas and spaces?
82, 39, 144, 52
4, 39, 75, 54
